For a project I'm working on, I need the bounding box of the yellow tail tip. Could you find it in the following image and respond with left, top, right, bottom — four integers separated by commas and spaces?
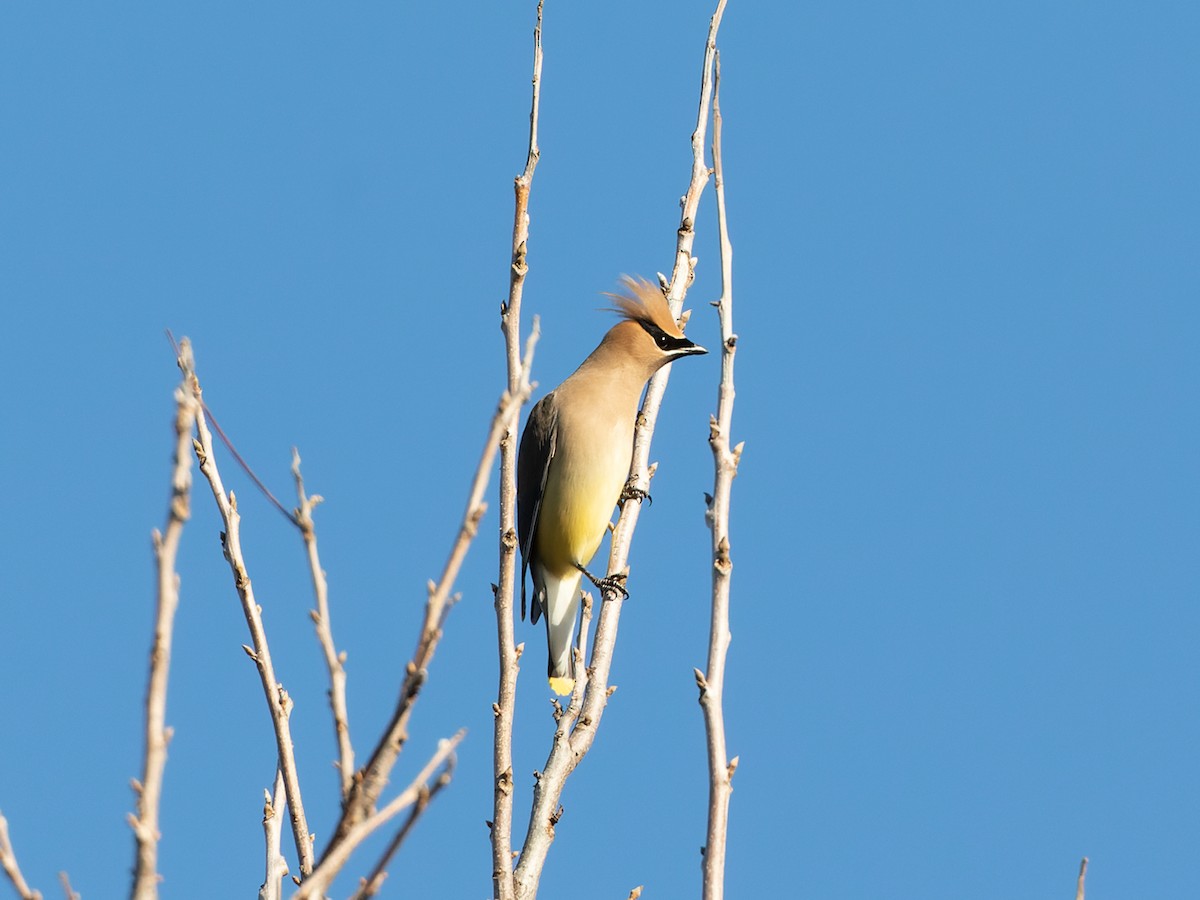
548, 676, 574, 696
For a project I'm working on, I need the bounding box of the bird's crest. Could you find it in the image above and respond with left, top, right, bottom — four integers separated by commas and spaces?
604, 275, 687, 339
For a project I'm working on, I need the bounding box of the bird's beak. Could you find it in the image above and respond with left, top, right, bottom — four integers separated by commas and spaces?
680, 340, 707, 356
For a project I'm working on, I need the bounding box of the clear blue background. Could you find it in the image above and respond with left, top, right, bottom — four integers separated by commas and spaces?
2, 2, 1197, 898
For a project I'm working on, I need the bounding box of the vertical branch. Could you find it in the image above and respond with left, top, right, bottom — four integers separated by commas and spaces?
129, 339, 198, 900
698, 52, 740, 900
512, 3, 728, 895
1075, 857, 1089, 900
503, 0, 543, 388
0, 814, 42, 900
189, 369, 314, 877
292, 450, 355, 800
494, 3, 544, 900
597, 0, 727, 651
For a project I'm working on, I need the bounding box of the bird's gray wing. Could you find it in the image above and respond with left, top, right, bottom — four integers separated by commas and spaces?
517, 392, 558, 624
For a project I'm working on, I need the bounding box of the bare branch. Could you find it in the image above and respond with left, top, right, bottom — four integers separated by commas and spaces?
294, 732, 464, 900
503, 0, 543, 387
189, 363, 314, 876
0, 813, 42, 900
511, 3, 728, 894
493, 3, 544, 899
1076, 857, 1089, 900
292, 449, 354, 800
129, 339, 198, 900
572, 592, 594, 710
347, 749, 456, 900
258, 771, 289, 900
699, 49, 738, 900
57, 873, 79, 900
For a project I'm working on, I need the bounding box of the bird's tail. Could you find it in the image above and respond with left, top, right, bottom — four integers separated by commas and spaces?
540, 569, 583, 696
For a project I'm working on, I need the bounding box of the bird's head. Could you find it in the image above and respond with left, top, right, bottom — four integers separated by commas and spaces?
601, 275, 707, 374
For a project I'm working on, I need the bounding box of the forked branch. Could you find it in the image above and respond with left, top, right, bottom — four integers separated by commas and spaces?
294, 732, 464, 900
346, 749, 457, 900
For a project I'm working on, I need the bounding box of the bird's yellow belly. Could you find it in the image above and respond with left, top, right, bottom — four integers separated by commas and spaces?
535, 434, 630, 578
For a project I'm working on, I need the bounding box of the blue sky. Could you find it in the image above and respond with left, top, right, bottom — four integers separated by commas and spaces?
2, 2, 1197, 898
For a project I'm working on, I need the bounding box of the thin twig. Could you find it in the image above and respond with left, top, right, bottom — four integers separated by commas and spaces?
0, 813, 42, 900
571, 592, 594, 711
162, 333, 298, 530
1075, 857, 1088, 900
512, 3, 728, 895
346, 751, 457, 900
202, 401, 298, 528
699, 49, 739, 900
189, 364, 315, 877
321, 327, 538, 865
57, 872, 79, 900
293, 732, 464, 900
129, 339, 198, 900
292, 449, 354, 800
257, 771, 289, 900
493, 3, 544, 899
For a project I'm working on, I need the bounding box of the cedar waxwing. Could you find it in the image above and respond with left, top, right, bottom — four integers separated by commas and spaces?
517, 276, 707, 695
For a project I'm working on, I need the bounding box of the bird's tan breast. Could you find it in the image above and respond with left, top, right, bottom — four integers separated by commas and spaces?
534, 379, 638, 576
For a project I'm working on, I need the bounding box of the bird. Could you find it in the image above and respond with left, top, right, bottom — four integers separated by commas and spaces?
517, 275, 707, 695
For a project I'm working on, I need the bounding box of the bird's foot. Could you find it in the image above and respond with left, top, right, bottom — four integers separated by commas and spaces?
619, 478, 653, 507
574, 563, 630, 600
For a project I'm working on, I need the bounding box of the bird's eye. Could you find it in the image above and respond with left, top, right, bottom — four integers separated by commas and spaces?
656, 333, 671, 350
